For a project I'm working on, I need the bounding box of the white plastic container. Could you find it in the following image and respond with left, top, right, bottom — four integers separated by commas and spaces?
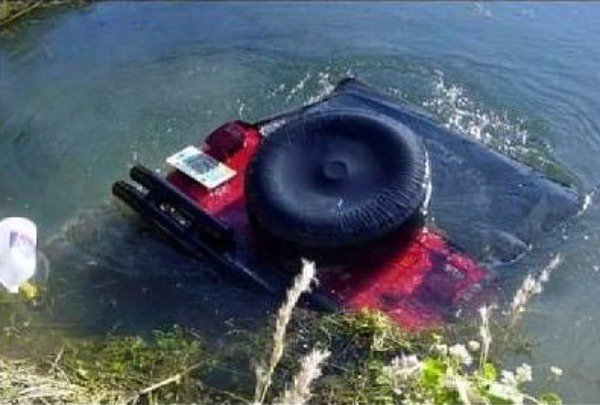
0, 217, 37, 293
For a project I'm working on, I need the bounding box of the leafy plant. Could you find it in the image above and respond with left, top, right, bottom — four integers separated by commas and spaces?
59, 326, 206, 403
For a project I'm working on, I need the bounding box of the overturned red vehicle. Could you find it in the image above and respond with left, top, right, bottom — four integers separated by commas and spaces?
113, 78, 580, 330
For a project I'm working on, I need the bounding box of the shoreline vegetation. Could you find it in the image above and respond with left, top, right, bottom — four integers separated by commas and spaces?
0, 0, 88, 29
1, 260, 564, 404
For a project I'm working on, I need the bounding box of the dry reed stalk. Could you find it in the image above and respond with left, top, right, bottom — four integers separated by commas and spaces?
254, 259, 316, 404
127, 362, 204, 404
445, 374, 473, 405
278, 348, 330, 405
0, 358, 96, 404
0, 0, 43, 28
478, 305, 492, 369
508, 254, 562, 327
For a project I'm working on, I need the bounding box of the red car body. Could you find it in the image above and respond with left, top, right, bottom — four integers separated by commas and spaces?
115, 78, 582, 330
161, 121, 495, 330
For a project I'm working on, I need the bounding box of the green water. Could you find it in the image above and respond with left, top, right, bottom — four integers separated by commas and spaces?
2, 2, 600, 402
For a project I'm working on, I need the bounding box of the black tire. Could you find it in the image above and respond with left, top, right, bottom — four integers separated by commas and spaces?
246, 110, 429, 248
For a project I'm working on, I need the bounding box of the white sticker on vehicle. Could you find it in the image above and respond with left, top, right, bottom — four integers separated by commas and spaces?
166, 146, 236, 189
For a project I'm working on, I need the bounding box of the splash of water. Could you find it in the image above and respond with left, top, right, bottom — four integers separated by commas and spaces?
578, 191, 594, 216
235, 98, 247, 119
471, 2, 493, 19
422, 71, 576, 186
423, 70, 529, 150
286, 72, 313, 102
261, 68, 339, 136
305, 70, 336, 105
275, 69, 338, 106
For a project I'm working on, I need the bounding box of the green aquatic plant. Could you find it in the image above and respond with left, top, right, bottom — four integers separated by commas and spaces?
0, 0, 89, 29
0, 324, 214, 404
59, 326, 205, 403
0, 308, 563, 405
307, 309, 562, 405
317, 307, 417, 353
1, 259, 566, 404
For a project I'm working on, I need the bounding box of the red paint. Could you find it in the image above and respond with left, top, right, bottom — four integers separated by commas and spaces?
168, 122, 496, 330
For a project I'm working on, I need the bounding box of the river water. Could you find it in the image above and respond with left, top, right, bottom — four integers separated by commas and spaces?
1, 3, 600, 402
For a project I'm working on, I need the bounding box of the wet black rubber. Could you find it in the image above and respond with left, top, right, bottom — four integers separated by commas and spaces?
245, 110, 428, 248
